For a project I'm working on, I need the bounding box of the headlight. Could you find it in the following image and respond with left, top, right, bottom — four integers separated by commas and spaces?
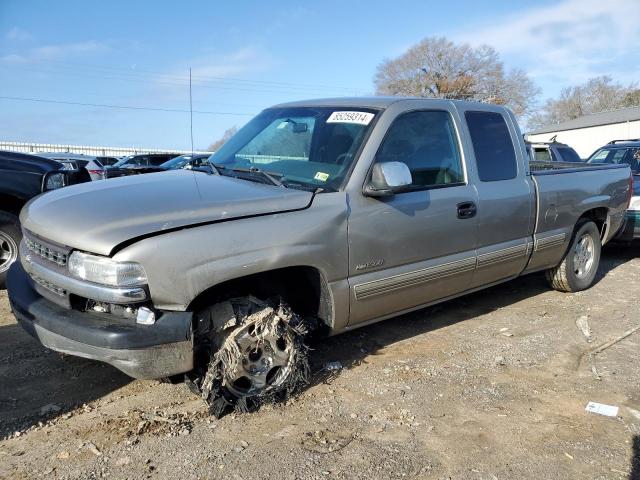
68, 251, 147, 287
629, 196, 640, 211
44, 172, 67, 191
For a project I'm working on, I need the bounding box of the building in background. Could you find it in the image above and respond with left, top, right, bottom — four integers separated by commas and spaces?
526, 106, 640, 159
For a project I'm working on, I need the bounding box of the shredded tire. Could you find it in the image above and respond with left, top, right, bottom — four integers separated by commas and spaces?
190, 297, 310, 418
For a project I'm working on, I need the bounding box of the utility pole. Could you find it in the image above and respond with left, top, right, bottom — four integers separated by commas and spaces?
189, 67, 194, 154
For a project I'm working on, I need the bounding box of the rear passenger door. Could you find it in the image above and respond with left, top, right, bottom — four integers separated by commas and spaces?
462, 110, 535, 288
347, 108, 479, 326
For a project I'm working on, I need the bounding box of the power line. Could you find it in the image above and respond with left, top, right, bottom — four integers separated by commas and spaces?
0, 95, 255, 116
2, 62, 359, 96
21, 59, 359, 92
2, 63, 348, 97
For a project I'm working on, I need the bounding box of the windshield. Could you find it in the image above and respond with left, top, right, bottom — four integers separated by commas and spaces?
113, 155, 134, 168
161, 155, 193, 169
587, 146, 640, 172
207, 107, 378, 191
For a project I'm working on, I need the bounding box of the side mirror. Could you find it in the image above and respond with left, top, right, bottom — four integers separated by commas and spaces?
364, 162, 412, 197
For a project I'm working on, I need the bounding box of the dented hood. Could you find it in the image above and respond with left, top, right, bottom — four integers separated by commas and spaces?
21, 170, 313, 256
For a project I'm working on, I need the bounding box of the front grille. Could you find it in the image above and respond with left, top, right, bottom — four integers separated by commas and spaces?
31, 274, 67, 296
25, 237, 68, 266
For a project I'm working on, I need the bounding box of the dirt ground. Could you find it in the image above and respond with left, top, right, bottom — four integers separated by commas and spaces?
1, 245, 639, 480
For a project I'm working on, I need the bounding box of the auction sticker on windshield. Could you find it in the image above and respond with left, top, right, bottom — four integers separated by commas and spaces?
314, 172, 329, 182
327, 111, 374, 125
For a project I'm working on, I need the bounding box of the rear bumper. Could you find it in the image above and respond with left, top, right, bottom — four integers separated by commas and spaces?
615, 210, 640, 241
6, 262, 193, 379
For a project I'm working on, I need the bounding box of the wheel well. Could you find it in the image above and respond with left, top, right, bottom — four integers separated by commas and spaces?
0, 194, 26, 217
578, 207, 608, 238
187, 266, 333, 330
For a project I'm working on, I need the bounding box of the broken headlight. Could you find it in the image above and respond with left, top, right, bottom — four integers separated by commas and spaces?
68, 251, 147, 287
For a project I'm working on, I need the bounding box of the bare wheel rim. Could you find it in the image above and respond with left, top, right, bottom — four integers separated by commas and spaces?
0, 231, 18, 274
224, 320, 294, 398
572, 233, 595, 279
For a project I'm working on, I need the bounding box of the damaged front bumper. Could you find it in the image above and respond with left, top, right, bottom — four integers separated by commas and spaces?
6, 262, 194, 379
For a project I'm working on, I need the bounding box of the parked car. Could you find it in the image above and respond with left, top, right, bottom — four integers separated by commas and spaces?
159, 154, 211, 170
110, 154, 213, 175
527, 139, 583, 163
0, 150, 91, 288
6, 98, 631, 416
107, 153, 179, 177
41, 152, 105, 181
96, 156, 119, 167
587, 139, 640, 241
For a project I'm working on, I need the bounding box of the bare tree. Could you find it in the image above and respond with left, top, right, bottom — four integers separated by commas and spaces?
529, 76, 640, 129
208, 126, 238, 151
374, 36, 539, 118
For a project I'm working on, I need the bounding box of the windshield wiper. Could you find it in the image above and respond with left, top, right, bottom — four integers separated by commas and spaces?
212, 164, 284, 187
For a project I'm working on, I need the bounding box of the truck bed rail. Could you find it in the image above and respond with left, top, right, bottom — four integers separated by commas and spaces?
530, 161, 630, 175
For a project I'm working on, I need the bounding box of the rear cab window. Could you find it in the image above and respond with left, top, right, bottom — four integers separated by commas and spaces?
533, 148, 552, 162
465, 111, 517, 181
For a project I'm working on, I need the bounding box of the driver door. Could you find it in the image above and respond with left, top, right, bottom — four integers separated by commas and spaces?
347, 109, 479, 326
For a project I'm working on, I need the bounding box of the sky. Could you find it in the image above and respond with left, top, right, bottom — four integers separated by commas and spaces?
1, 0, 639, 150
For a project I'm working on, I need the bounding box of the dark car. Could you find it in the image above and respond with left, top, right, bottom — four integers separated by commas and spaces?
528, 140, 583, 163
0, 150, 90, 287
107, 153, 179, 177
587, 139, 640, 241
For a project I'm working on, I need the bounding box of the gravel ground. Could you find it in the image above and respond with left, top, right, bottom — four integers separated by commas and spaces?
1, 245, 639, 480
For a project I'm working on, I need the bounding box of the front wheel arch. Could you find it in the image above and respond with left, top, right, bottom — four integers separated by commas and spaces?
186, 265, 334, 331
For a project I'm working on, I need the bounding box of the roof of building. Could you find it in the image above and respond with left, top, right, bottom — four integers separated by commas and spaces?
529, 105, 640, 135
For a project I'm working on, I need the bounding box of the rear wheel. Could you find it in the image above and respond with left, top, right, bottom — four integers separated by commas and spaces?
191, 296, 310, 417
0, 211, 21, 289
545, 220, 601, 293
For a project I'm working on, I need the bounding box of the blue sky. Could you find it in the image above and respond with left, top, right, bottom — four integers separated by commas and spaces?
1, 0, 638, 150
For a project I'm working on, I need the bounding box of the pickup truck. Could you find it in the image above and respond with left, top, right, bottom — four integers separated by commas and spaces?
7, 98, 632, 415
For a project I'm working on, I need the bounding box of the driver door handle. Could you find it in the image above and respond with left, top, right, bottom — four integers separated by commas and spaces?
457, 201, 477, 219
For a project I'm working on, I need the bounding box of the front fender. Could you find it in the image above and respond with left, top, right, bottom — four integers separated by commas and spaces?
113, 193, 350, 313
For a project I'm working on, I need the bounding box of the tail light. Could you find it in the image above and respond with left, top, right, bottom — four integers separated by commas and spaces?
628, 174, 634, 208
88, 169, 105, 175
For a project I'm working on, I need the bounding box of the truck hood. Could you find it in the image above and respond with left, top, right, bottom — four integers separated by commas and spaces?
21, 170, 313, 256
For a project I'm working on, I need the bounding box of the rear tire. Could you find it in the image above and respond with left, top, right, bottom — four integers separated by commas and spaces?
545, 220, 601, 293
0, 211, 21, 289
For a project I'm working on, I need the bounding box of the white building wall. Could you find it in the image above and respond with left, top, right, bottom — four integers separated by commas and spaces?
0, 141, 210, 157
527, 120, 640, 158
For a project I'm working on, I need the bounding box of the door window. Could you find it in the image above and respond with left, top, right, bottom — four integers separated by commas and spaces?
375, 110, 464, 189
465, 111, 517, 181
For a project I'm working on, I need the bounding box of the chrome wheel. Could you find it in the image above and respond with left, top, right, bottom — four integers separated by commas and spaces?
0, 231, 18, 274
573, 233, 595, 279
224, 319, 295, 398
